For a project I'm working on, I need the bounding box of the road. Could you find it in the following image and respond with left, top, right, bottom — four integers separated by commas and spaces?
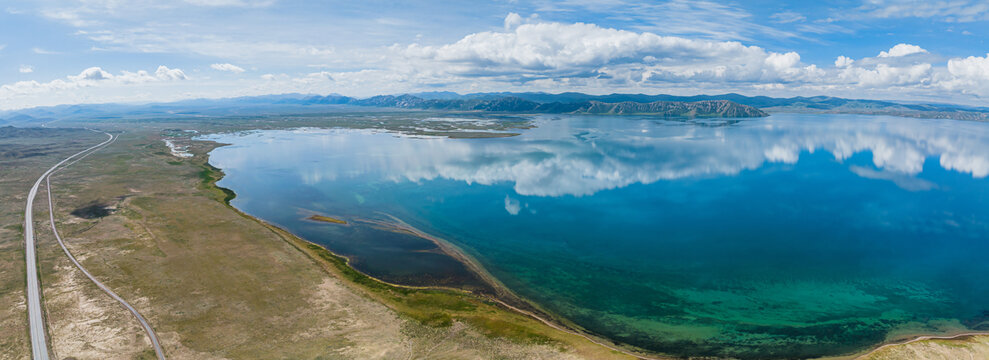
25, 131, 165, 360
25, 132, 114, 360
46, 166, 166, 359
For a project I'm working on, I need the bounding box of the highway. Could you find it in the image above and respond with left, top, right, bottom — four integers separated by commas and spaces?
25, 132, 114, 359
25, 131, 165, 360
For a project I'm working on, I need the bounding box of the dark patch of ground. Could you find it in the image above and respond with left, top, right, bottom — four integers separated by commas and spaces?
70, 202, 113, 219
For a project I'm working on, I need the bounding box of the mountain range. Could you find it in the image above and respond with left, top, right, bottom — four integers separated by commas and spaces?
4, 92, 989, 125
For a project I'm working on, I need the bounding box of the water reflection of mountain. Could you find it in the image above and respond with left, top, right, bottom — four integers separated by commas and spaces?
210, 114, 989, 197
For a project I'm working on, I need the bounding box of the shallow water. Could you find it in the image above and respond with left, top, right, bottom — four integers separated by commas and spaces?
206, 114, 989, 359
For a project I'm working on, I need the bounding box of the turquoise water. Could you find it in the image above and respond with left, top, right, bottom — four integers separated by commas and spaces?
206, 114, 989, 359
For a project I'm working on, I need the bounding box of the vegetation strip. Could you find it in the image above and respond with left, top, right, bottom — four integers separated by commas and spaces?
45, 133, 167, 360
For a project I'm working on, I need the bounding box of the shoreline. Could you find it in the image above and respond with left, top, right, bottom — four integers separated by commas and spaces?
353, 214, 665, 357
845, 331, 989, 360
196, 137, 987, 360
194, 142, 662, 359
357, 214, 520, 300
267, 214, 667, 360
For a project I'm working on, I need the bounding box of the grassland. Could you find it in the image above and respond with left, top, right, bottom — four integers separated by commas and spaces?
0, 127, 108, 360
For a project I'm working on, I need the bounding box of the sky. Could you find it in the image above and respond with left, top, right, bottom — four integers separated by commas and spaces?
1, 0, 988, 110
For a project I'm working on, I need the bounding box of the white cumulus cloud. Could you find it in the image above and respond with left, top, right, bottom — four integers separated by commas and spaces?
71, 67, 113, 81
947, 54, 989, 80
211, 63, 246, 73
404, 15, 821, 86
504, 12, 523, 30
878, 43, 928, 57
19, 65, 34, 73
0, 65, 188, 98
835, 56, 854, 68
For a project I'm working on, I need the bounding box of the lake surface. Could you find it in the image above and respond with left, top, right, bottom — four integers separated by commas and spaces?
206, 114, 989, 359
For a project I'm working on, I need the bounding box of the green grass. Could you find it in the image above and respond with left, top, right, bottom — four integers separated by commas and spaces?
198, 163, 236, 205
299, 236, 553, 341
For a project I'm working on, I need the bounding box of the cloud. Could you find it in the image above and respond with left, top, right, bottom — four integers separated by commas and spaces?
182, 0, 276, 6
155, 65, 188, 80
857, 0, 989, 22
837, 63, 932, 87
254, 16, 988, 103
771, 11, 806, 23
12, 5, 989, 108
941, 54, 989, 96
504, 195, 521, 215
531, 0, 799, 41
71, 67, 113, 81
19, 65, 34, 73
835, 56, 854, 68
211, 63, 246, 73
849, 165, 936, 191
765, 52, 801, 71
32, 47, 59, 55
40, 8, 103, 27
78, 28, 339, 63
221, 115, 989, 198
504, 12, 523, 30
405, 15, 818, 85
0, 65, 187, 97
947, 54, 989, 80
878, 43, 928, 57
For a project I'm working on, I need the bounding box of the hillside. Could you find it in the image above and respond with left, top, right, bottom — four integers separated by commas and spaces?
7, 91, 989, 124
350, 95, 768, 117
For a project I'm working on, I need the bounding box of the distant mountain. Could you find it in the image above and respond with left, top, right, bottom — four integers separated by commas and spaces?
346, 95, 767, 117
407, 91, 467, 100
575, 100, 768, 117
4, 91, 988, 124
0, 114, 42, 126
439, 92, 989, 121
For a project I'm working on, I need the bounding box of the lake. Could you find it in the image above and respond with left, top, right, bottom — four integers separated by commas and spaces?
205, 113, 989, 359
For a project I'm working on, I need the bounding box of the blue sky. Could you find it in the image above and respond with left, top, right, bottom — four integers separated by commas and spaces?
1, 0, 988, 109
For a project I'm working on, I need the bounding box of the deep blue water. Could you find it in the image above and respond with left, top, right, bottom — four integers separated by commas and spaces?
206, 114, 989, 359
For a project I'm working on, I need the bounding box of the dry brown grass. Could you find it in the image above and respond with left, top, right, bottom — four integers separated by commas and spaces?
858, 335, 989, 360
0, 127, 106, 360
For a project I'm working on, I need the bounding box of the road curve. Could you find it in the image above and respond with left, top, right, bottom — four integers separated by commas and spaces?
24, 132, 113, 360
46, 165, 166, 359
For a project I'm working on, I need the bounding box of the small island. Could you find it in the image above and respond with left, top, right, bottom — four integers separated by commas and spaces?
307, 214, 347, 224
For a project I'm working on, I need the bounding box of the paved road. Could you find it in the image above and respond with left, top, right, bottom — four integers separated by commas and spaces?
26, 131, 166, 360
46, 160, 166, 359
24, 132, 114, 360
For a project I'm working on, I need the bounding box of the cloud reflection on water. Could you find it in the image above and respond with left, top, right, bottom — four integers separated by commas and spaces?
210, 114, 989, 197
